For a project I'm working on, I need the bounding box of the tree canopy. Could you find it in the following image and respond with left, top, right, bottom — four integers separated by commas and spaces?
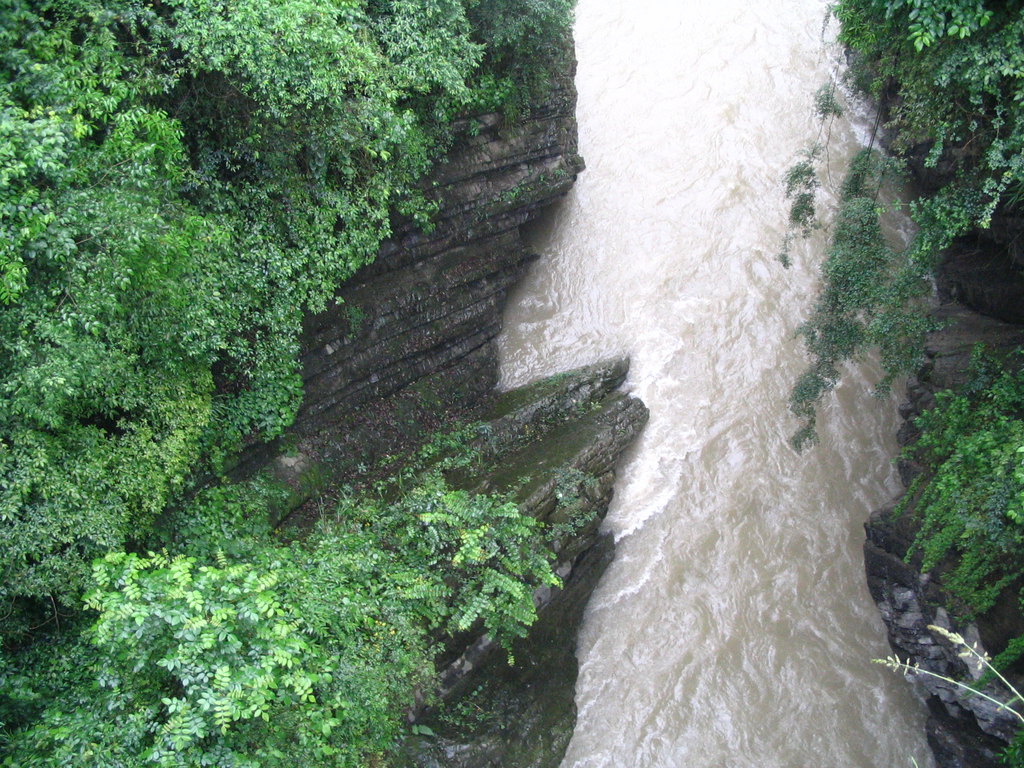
0, 0, 570, 633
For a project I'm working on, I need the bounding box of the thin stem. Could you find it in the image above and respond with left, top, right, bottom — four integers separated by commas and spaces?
930, 624, 1024, 711
878, 657, 1024, 722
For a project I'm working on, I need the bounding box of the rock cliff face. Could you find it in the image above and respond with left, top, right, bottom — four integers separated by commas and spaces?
295, 68, 584, 449
233, 59, 584, 485
235, 52, 646, 768
864, 244, 1024, 768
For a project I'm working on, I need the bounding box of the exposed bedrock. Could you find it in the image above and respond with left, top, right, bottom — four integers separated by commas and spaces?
232, 58, 584, 484
864, 104, 1024, 766
297, 75, 583, 434
397, 360, 648, 768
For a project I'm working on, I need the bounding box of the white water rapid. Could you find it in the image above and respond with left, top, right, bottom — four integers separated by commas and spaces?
496, 0, 935, 766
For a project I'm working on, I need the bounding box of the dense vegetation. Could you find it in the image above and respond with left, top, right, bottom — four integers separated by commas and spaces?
820, 0, 1024, 633
2, 467, 560, 766
0, 0, 574, 764
786, 0, 1024, 759
901, 350, 1024, 627
897, 350, 1024, 763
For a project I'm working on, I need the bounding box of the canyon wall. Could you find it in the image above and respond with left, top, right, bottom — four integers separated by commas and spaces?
235, 51, 647, 768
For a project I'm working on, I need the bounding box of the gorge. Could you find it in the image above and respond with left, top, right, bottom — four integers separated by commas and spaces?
3, 1, 1023, 766
240, 2, 951, 763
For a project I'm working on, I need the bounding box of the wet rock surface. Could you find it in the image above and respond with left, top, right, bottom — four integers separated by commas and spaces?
938, 245, 1024, 326
397, 360, 647, 768
231, 57, 584, 483
398, 533, 614, 768
866, 505, 1020, 766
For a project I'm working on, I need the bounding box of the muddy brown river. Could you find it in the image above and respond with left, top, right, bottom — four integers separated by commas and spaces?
497, 0, 935, 765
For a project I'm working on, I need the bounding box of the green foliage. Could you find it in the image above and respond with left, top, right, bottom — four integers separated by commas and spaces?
900, 350, 1024, 617
153, 478, 283, 561
788, 149, 931, 449
789, 2, 1024, 445
332, 473, 559, 647
436, 683, 494, 731
1005, 734, 1024, 768
881, 0, 995, 50
0, 0, 578, 759
2, 471, 559, 765
0, 0, 575, 639
778, 151, 819, 269
835, 1, 996, 51
87, 552, 321, 762
4, 551, 331, 767
777, 83, 842, 268
814, 82, 844, 121
836, 2, 1024, 224
784, 150, 822, 237
548, 467, 600, 542
881, 352, 1024, 757
0, 0, 577, 760
466, 0, 575, 117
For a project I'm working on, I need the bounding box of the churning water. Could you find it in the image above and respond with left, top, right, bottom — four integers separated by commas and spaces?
496, 0, 934, 765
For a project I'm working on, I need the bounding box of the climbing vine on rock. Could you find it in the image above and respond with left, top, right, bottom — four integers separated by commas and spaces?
785, 1, 1024, 447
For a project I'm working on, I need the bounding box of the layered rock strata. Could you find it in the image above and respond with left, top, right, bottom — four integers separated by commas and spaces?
296, 70, 583, 451
234, 51, 646, 768
400, 360, 648, 768
232, 59, 584, 485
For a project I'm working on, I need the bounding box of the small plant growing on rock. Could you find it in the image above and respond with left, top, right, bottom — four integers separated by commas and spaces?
876, 624, 1024, 765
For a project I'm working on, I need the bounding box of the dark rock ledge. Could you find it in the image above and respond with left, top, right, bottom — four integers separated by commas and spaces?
232, 52, 584, 486
399, 359, 647, 768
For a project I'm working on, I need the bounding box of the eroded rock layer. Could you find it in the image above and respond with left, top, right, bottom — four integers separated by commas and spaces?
402, 360, 648, 768
296, 72, 584, 443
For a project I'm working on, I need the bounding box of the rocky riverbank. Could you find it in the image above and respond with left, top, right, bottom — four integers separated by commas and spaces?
398, 359, 647, 768
865, 217, 1024, 767
231, 46, 647, 768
